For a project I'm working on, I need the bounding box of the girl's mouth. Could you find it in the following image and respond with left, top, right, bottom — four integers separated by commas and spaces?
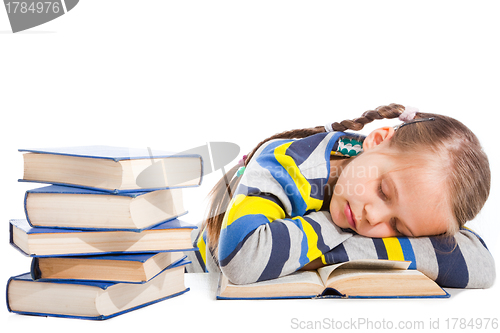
344, 202, 357, 230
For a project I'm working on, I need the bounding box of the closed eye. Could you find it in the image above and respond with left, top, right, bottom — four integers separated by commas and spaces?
377, 182, 388, 201
389, 218, 403, 236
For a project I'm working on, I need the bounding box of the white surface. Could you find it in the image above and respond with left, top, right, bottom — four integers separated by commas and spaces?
1, 1, 499, 332
5, 273, 497, 332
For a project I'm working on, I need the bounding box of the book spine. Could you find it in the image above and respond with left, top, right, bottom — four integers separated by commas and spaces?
30, 258, 41, 280
23, 191, 34, 227
5, 275, 14, 313
9, 223, 15, 253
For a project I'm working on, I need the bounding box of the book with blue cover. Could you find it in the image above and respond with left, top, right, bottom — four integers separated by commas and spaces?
10, 218, 197, 257
7, 259, 190, 320
31, 252, 187, 283
24, 185, 187, 230
20, 145, 203, 193
216, 260, 449, 299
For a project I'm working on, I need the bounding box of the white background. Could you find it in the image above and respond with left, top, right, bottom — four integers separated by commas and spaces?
1, 1, 499, 332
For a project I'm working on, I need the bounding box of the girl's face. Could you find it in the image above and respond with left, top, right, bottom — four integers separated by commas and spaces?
329, 127, 453, 238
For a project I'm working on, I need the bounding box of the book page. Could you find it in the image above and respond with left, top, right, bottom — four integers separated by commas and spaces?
219, 271, 325, 298
317, 259, 411, 286
225, 271, 323, 289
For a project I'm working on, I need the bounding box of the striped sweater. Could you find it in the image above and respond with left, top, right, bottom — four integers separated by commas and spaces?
188, 132, 495, 288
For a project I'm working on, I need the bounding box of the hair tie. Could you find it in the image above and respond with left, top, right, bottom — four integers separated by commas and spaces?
324, 123, 334, 133
235, 155, 248, 177
399, 106, 419, 122
236, 166, 246, 177
237, 155, 247, 167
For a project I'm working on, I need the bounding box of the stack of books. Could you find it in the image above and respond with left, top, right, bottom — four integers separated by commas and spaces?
6, 146, 203, 320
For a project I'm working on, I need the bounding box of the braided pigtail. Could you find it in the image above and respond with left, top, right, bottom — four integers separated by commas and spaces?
244, 103, 408, 167
326, 103, 405, 132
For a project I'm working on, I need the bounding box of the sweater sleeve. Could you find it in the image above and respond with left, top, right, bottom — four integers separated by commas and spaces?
218, 134, 353, 284
321, 228, 495, 288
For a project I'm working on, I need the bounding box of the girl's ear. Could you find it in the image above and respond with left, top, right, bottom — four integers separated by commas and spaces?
363, 127, 395, 151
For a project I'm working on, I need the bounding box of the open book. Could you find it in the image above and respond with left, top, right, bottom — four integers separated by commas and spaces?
217, 260, 449, 299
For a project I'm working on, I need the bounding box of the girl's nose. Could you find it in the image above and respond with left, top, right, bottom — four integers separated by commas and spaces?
364, 203, 391, 226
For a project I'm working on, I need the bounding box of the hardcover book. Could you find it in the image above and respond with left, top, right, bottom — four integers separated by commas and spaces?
31, 252, 186, 283
217, 260, 449, 299
10, 218, 196, 257
7, 259, 190, 320
24, 185, 187, 230
19, 145, 203, 193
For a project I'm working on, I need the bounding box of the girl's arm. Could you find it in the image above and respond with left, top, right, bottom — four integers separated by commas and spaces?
218, 134, 354, 284
321, 229, 495, 288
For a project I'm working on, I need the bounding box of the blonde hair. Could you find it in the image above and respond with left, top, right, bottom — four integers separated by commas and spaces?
387, 111, 490, 235
204, 103, 490, 250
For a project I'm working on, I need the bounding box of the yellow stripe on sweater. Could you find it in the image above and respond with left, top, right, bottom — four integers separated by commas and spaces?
294, 216, 323, 262
196, 228, 207, 265
222, 194, 286, 229
382, 237, 405, 261
273, 142, 323, 212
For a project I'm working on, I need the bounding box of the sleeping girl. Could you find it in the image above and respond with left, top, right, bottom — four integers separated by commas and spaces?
190, 103, 495, 288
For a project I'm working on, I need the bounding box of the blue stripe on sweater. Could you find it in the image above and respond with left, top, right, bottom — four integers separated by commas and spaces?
309, 178, 326, 200
398, 237, 417, 269
430, 237, 469, 288
303, 215, 331, 254
218, 214, 269, 263
256, 144, 307, 217
373, 238, 388, 259
323, 243, 349, 264
285, 133, 328, 166
219, 228, 257, 267
287, 217, 310, 267
257, 221, 291, 281
235, 184, 287, 212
